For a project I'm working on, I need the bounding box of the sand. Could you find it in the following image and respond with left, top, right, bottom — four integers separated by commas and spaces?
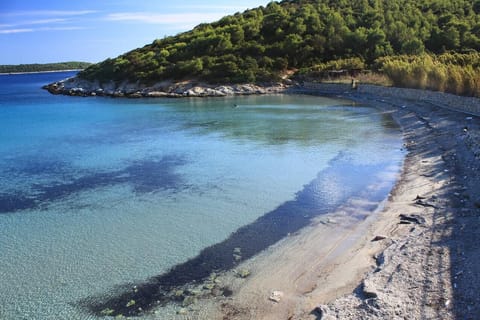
158, 91, 479, 320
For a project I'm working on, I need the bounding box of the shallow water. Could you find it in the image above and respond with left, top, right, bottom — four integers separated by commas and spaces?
0, 72, 403, 319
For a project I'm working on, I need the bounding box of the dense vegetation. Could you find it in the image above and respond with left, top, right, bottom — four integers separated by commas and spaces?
377, 53, 480, 97
80, 0, 480, 92
0, 62, 92, 74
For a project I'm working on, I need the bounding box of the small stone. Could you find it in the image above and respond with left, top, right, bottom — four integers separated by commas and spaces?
400, 214, 426, 224
177, 308, 188, 315
362, 279, 378, 299
237, 269, 250, 278
100, 308, 115, 316
414, 199, 436, 208
204, 283, 215, 290
269, 290, 284, 303
372, 235, 387, 242
188, 289, 202, 296
174, 289, 184, 297
182, 296, 197, 307
211, 287, 221, 296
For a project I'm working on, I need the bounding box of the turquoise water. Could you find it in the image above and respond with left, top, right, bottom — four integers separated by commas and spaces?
0, 72, 403, 319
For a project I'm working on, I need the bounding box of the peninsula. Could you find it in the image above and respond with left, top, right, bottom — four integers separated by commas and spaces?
43, 0, 480, 98
0, 62, 92, 75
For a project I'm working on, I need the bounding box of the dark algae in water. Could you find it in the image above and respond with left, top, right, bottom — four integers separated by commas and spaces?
81, 155, 393, 317
0, 156, 186, 214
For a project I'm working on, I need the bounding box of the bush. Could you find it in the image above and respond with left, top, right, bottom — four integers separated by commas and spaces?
377, 53, 480, 97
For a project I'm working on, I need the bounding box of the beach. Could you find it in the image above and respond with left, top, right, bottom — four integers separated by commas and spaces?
166, 87, 480, 319
4, 72, 479, 319
1, 73, 407, 320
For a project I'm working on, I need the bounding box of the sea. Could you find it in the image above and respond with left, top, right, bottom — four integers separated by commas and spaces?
0, 71, 404, 319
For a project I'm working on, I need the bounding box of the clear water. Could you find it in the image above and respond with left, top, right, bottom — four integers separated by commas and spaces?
0, 72, 403, 319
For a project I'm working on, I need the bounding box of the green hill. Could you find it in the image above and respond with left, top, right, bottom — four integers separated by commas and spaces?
0, 62, 92, 74
79, 0, 480, 86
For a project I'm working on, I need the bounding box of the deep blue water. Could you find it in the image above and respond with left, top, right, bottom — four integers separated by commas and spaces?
0, 72, 404, 319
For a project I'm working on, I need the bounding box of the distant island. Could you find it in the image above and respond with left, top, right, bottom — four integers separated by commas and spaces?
44, 0, 479, 98
0, 62, 92, 74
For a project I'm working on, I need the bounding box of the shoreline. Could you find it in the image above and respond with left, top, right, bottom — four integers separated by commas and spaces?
41, 74, 480, 116
156, 88, 479, 319
39, 76, 480, 318
310, 92, 480, 319
41, 77, 288, 98
0, 69, 83, 76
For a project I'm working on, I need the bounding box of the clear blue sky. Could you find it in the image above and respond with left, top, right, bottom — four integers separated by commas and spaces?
0, 0, 271, 64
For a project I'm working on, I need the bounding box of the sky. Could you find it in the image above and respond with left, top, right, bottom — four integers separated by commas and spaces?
0, 0, 271, 65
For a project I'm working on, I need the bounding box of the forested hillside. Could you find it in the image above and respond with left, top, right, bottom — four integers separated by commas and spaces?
1, 62, 92, 74
79, 0, 480, 85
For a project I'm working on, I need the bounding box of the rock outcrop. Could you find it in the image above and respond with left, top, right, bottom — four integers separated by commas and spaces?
42, 76, 288, 98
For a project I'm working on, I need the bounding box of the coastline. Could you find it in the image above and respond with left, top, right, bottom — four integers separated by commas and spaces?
310, 92, 480, 319
155, 87, 479, 319
39, 74, 480, 318
0, 69, 83, 76
41, 77, 288, 98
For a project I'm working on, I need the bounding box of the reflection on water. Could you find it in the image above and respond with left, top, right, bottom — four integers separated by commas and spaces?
171, 96, 373, 145
0, 72, 403, 320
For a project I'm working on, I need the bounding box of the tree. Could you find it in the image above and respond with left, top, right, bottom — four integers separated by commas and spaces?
401, 38, 425, 55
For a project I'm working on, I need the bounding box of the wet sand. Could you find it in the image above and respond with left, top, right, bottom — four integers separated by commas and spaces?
167, 91, 480, 320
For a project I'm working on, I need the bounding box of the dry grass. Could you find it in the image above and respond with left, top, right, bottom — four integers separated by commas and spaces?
378, 54, 480, 97
320, 71, 392, 86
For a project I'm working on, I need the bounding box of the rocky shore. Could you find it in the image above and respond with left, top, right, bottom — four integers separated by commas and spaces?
42, 76, 287, 98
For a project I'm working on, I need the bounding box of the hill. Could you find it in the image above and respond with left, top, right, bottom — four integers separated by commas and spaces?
0, 62, 92, 74
78, 0, 480, 85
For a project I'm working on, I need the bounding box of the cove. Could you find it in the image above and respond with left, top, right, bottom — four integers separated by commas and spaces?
0, 72, 403, 319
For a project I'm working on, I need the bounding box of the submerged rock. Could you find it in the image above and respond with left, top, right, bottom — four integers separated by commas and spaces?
182, 296, 197, 307
177, 308, 188, 315
203, 283, 215, 290
173, 289, 184, 298
236, 269, 251, 278
100, 308, 115, 316
125, 300, 136, 308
